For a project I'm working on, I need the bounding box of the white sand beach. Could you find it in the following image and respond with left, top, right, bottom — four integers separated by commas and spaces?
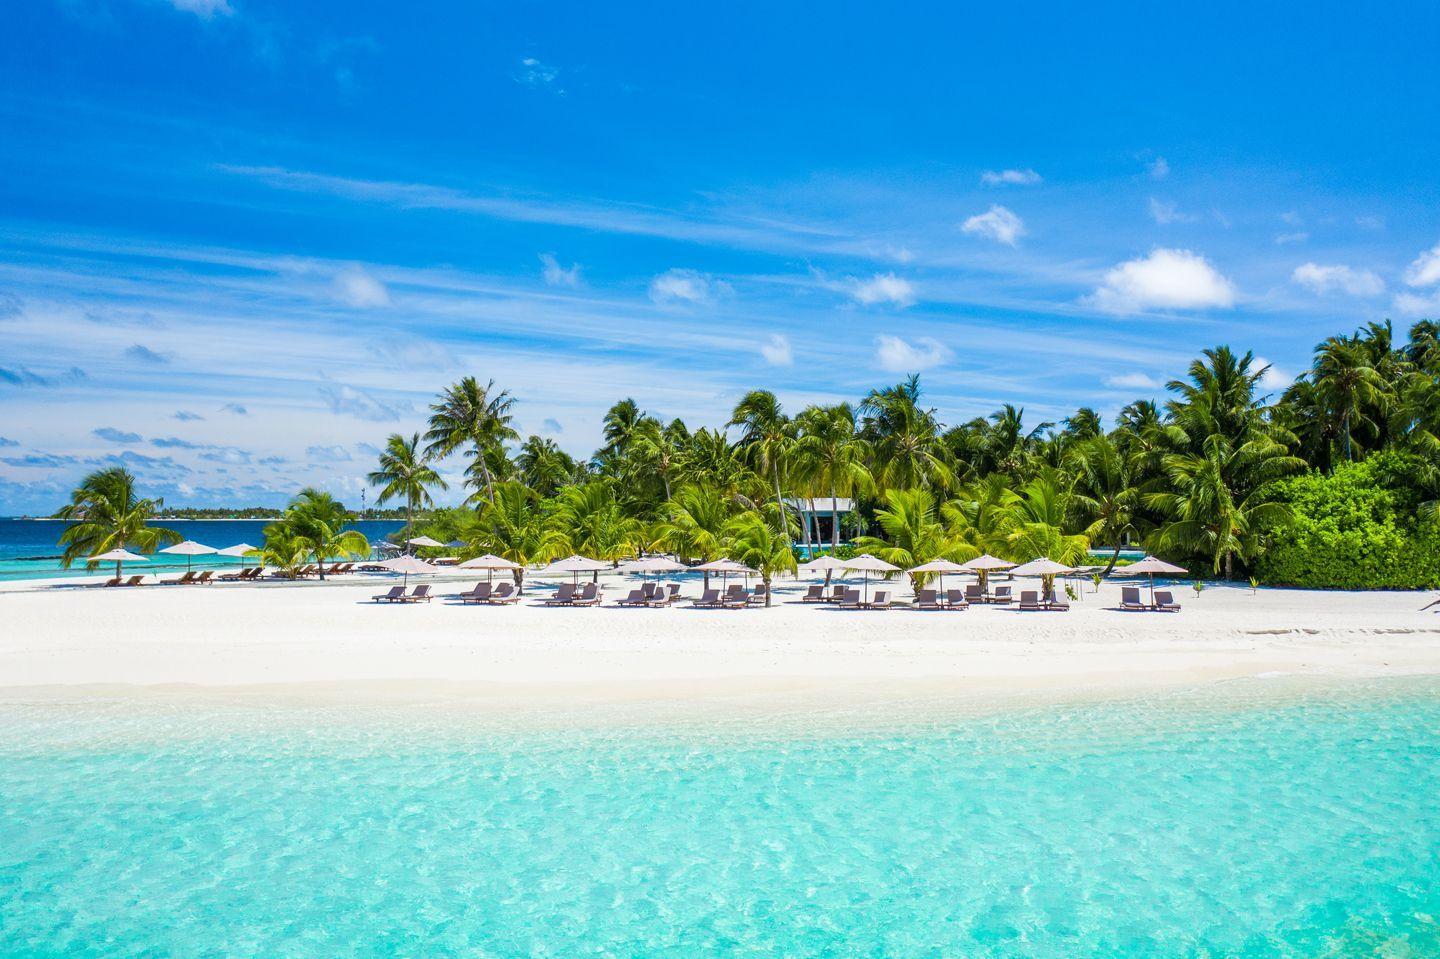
4, 572, 1440, 714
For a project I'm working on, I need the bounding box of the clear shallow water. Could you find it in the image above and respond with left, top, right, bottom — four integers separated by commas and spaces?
3, 681, 1439, 958
0, 519, 402, 581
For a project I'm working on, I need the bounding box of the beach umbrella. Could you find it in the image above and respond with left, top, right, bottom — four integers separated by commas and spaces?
1122, 555, 1187, 605
694, 557, 758, 591
536, 554, 609, 586
159, 539, 218, 573
617, 556, 687, 582
217, 542, 258, 559
458, 552, 522, 584
376, 554, 438, 587
407, 535, 445, 553
1010, 557, 1075, 598
798, 552, 851, 587
844, 553, 900, 604
959, 553, 1016, 596
907, 558, 968, 598
89, 547, 148, 580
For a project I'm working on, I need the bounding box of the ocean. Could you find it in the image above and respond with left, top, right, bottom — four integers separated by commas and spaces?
2, 679, 1438, 957
0, 518, 405, 582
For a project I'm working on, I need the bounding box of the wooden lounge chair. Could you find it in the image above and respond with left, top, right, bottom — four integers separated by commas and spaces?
837, 588, 865, 609
189, 570, 214, 585
1045, 588, 1071, 611
161, 571, 196, 586
617, 587, 649, 607
693, 588, 723, 608
545, 583, 579, 606
724, 588, 752, 609
1018, 590, 1044, 611
992, 585, 1014, 604
399, 584, 431, 603
573, 583, 602, 606
1119, 586, 1148, 611
830, 584, 847, 603
650, 584, 680, 607
965, 584, 985, 605
487, 582, 522, 604
373, 585, 406, 603
458, 582, 493, 604
868, 590, 893, 609
801, 584, 825, 603
945, 588, 970, 610
723, 583, 746, 604
1153, 590, 1182, 612
218, 567, 252, 582
104, 574, 146, 587
914, 588, 942, 610
747, 583, 768, 606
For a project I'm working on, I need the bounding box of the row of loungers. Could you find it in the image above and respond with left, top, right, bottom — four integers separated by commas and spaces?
694, 583, 768, 608
1119, 586, 1182, 612
373, 585, 432, 603
801, 583, 1028, 606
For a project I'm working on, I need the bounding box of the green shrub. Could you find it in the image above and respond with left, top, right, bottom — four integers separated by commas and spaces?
1257, 451, 1440, 589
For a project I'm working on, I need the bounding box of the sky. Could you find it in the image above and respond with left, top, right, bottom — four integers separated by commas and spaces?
1, 1, 1438, 514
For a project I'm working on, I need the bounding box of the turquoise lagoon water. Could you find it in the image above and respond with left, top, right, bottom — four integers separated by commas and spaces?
3, 681, 1440, 957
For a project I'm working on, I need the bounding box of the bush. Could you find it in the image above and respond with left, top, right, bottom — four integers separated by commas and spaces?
1257, 451, 1440, 589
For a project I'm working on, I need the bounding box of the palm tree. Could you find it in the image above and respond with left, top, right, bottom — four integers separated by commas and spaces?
515, 435, 578, 497
792, 404, 872, 550
1149, 433, 1303, 578
424, 377, 519, 504
860, 380, 955, 493
256, 528, 312, 579
57, 468, 180, 578
469, 481, 562, 592
277, 488, 369, 580
597, 398, 652, 468
724, 509, 797, 607
729, 390, 794, 548
367, 433, 448, 545
852, 488, 977, 591
652, 484, 733, 574
551, 479, 641, 562
629, 417, 689, 502
1004, 471, 1090, 566
1066, 435, 1142, 574
1310, 334, 1389, 465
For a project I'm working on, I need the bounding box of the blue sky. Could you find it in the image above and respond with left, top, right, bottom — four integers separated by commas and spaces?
1, 0, 1439, 513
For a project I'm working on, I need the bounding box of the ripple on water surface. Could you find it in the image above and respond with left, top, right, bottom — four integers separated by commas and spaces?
2, 679, 1440, 958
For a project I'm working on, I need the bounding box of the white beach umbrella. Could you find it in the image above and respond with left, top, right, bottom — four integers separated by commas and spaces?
1010, 557, 1075, 597
959, 553, 1016, 595
617, 556, 687, 581
376, 554, 438, 587
217, 542, 259, 558
159, 539, 218, 573
907, 558, 968, 596
536, 554, 609, 586
1122, 555, 1188, 604
407, 535, 445, 551
694, 557, 758, 590
844, 553, 900, 603
458, 552, 522, 583
798, 555, 851, 574
89, 547, 149, 580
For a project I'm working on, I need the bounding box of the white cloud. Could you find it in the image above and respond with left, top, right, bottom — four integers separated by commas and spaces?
1254, 358, 1291, 392
165, 0, 233, 17
1394, 291, 1440, 316
318, 384, 405, 421
538, 253, 581, 287
332, 266, 391, 308
306, 445, 353, 463
961, 205, 1025, 246
1279, 211, 1303, 226
850, 273, 916, 308
980, 168, 1042, 186
1274, 232, 1309, 245
1104, 372, 1161, 390
516, 58, 561, 91
1291, 263, 1385, 297
1355, 215, 1385, 231
1148, 198, 1198, 225
648, 269, 727, 306
1149, 157, 1170, 179
875, 335, 948, 372
1404, 243, 1440, 287
1086, 248, 1236, 314
759, 334, 793, 366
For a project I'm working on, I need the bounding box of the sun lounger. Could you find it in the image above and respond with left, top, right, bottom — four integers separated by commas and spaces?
650, 583, 680, 607
747, 584, 768, 606
914, 588, 942, 610
868, 590, 893, 609
992, 585, 1014, 604
1045, 588, 1071, 611
545, 583, 579, 606
104, 574, 146, 587
398, 584, 431, 603
965, 584, 984, 605
458, 582, 493, 604
830, 585, 847, 603
724, 588, 752, 608
1018, 590, 1043, 611
1153, 590, 1182, 612
487, 582, 522, 604
801, 584, 825, 603
945, 588, 969, 610
373, 585, 406, 603
573, 583, 602, 606
617, 587, 649, 606
161, 571, 196, 586
837, 588, 865, 609
1119, 586, 1148, 611
693, 588, 723, 608
218, 567, 252, 581
188, 571, 213, 585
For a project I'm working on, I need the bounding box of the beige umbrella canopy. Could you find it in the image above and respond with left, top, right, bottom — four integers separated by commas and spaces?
376, 554, 438, 587
89, 547, 149, 580
407, 535, 446, 551
844, 553, 900, 603
959, 553, 1016, 594
798, 554, 851, 574
160, 539, 217, 573
1010, 557, 1075, 597
458, 553, 523, 583
694, 557, 758, 590
617, 556, 687, 580
1123, 555, 1188, 604
907, 558, 968, 594
536, 554, 609, 586
217, 542, 259, 558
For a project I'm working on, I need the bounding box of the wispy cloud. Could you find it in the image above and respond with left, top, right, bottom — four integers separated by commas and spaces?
165, 0, 234, 18
759, 334, 793, 366
221, 403, 248, 415
1149, 157, 1170, 179
1104, 372, 1162, 390
961, 205, 1025, 246
1291, 262, 1384, 297
980, 168, 1041, 186
1404, 242, 1440, 287
173, 410, 205, 421
125, 343, 172, 364
515, 57, 562, 92
0, 366, 86, 388
649, 269, 728, 307
1086, 248, 1236, 315
1274, 232, 1309, 245
875, 335, 948, 372
850, 273, 916, 308
0, 437, 17, 448
1148, 198, 1199, 225
306, 444, 353, 462
92, 427, 142, 445
539, 253, 581, 287
332, 265, 391, 308
318, 384, 406, 421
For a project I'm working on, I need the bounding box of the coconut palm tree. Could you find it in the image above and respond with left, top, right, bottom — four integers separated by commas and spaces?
724, 508, 797, 607
943, 473, 1021, 558
515, 435, 579, 497
1066, 434, 1142, 574
861, 382, 955, 493
367, 432, 448, 545
551, 479, 641, 562
629, 417, 689, 503
1310, 334, 1389, 465
729, 390, 794, 547
852, 488, 977, 591
56, 468, 180, 578
792, 403, 872, 550
652, 484, 733, 571
276, 488, 369, 580
1004, 471, 1090, 566
424, 377, 519, 504
469, 481, 563, 592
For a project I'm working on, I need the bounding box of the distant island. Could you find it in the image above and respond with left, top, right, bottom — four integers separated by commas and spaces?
27, 506, 412, 521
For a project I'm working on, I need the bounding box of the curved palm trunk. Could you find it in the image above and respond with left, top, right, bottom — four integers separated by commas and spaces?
829, 485, 841, 551
1103, 541, 1122, 576
773, 467, 791, 549
763, 573, 773, 607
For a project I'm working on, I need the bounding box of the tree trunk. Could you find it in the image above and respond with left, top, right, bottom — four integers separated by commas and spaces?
515, 569, 524, 594
773, 467, 791, 549
763, 574, 772, 607
1103, 541, 1122, 576
830, 486, 840, 551
1224, 551, 1233, 581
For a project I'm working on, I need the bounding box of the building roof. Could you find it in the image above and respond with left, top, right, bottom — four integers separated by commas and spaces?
784, 497, 855, 513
